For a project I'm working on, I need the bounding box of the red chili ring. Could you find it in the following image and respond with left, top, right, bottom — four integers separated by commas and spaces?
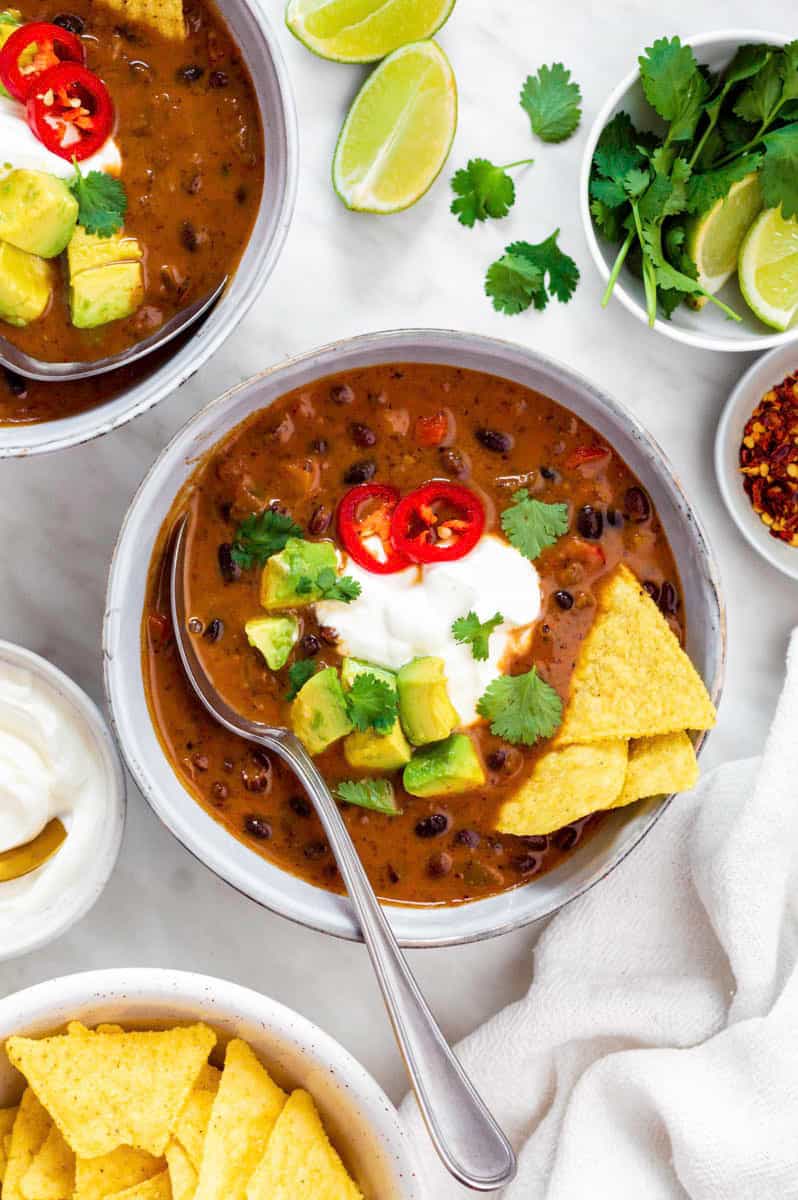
390, 481, 485, 565
0, 22, 85, 101
337, 483, 411, 575
26, 62, 114, 161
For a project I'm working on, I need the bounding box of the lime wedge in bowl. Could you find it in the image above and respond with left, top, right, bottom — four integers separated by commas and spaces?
286, 0, 456, 63
739, 205, 798, 332
333, 40, 457, 213
685, 172, 762, 307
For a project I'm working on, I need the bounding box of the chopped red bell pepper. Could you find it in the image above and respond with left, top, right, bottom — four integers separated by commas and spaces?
337, 483, 411, 575
26, 62, 114, 161
564, 444, 611, 470
415, 410, 450, 447
390, 481, 485, 564
0, 22, 85, 101
567, 538, 606, 568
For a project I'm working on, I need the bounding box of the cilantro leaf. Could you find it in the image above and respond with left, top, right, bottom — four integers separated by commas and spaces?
476, 668, 562, 746
500, 490, 568, 559
450, 157, 533, 227
761, 123, 798, 219
68, 166, 127, 237
686, 153, 762, 213
638, 37, 708, 142
335, 778, 401, 816
590, 198, 625, 242
505, 232, 580, 307
345, 672, 397, 733
520, 63, 582, 143
452, 611, 504, 662
298, 567, 361, 603
734, 53, 783, 124
485, 252, 544, 314
231, 509, 303, 569
285, 659, 317, 701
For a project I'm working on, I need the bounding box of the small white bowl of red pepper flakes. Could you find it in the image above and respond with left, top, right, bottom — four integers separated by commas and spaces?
716, 345, 798, 581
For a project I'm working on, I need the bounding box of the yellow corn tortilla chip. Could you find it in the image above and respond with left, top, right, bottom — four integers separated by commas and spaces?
107, 1170, 172, 1200
194, 1040, 286, 1200
174, 1091, 214, 1171
6, 1024, 216, 1159
165, 1141, 196, 1200
20, 1124, 74, 1200
496, 739, 628, 836
108, 0, 184, 40
557, 564, 716, 744
614, 731, 699, 809
246, 1090, 363, 1200
193, 1066, 220, 1093
2, 1091, 52, 1200
74, 1147, 165, 1200
0, 1108, 19, 1182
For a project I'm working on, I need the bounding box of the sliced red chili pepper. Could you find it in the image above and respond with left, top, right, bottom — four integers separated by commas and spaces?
567, 538, 606, 568
338, 483, 411, 575
391, 481, 485, 564
26, 62, 114, 161
0, 22, 85, 101
415, 410, 450, 447
564, 443, 611, 470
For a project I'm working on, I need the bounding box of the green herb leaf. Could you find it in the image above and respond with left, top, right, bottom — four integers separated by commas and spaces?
297, 567, 362, 603
452, 611, 504, 662
68, 165, 127, 237
485, 252, 544, 314
638, 36, 707, 142
231, 509, 303, 569
734, 53, 783, 124
501, 490, 569, 560
335, 778, 401, 816
450, 157, 532, 227
285, 659, 317, 701
345, 672, 398, 733
761, 122, 798, 219
686, 153, 762, 213
504, 231, 580, 308
476, 668, 562, 746
520, 63, 582, 143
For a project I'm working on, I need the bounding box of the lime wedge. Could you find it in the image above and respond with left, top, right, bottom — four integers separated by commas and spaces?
333, 40, 457, 213
739, 205, 798, 331
686, 172, 762, 308
286, 0, 456, 63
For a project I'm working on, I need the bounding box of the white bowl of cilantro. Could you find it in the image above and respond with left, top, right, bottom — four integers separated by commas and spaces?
580, 31, 798, 351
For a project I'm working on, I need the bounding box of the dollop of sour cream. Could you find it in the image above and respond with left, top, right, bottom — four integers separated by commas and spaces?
0, 94, 121, 178
0, 660, 107, 918
316, 533, 541, 726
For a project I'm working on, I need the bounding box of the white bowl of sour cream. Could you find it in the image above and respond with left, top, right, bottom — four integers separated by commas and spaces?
0, 641, 125, 961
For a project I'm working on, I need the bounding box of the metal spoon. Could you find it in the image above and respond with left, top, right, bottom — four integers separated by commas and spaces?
170, 513, 516, 1192
0, 278, 227, 383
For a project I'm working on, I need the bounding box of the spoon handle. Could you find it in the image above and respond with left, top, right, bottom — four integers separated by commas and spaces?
269, 732, 517, 1193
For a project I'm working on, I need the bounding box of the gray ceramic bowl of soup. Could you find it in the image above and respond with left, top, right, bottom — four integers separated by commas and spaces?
104, 329, 726, 947
0, 0, 298, 458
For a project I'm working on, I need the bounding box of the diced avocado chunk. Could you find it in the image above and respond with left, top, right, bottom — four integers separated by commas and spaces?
0, 170, 78, 258
341, 657, 396, 692
403, 734, 486, 798
397, 656, 459, 746
67, 227, 143, 276
0, 13, 22, 99
0, 241, 52, 327
344, 721, 412, 772
69, 261, 144, 329
291, 667, 353, 756
245, 615, 299, 670
260, 538, 337, 610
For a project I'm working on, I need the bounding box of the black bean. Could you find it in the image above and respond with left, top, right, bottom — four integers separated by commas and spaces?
3, 368, 27, 397
318, 625, 339, 646
181, 220, 199, 251
486, 749, 507, 770
521, 835, 548, 852
244, 815, 272, 840
540, 466, 556, 480
475, 427, 513, 454
624, 486, 651, 523
553, 826, 578, 852
241, 768, 269, 793
289, 795, 312, 818
386, 864, 400, 885
330, 384, 354, 405
308, 505, 331, 535
350, 421, 377, 448
659, 581, 679, 615
554, 589, 574, 610
217, 543, 241, 583
192, 753, 209, 771
415, 813, 449, 839
303, 839, 328, 859
223, 758, 234, 772
514, 854, 541, 876
177, 64, 204, 82
203, 617, 224, 642
211, 782, 228, 803
310, 438, 329, 454
54, 12, 84, 32
188, 617, 203, 634
235, 186, 247, 205
606, 507, 622, 527
439, 446, 468, 478
642, 581, 660, 603
454, 828, 480, 849
209, 70, 229, 88
300, 634, 321, 657
428, 851, 453, 878
251, 747, 271, 769
577, 505, 603, 540
344, 459, 377, 485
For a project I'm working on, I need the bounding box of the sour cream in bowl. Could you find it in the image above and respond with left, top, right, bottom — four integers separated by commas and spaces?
0, 641, 125, 961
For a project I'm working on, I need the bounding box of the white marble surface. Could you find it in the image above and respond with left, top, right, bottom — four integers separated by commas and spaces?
1, 0, 797, 1107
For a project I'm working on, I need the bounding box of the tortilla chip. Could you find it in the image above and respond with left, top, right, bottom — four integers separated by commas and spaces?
557, 564, 716, 743
194, 1040, 286, 1200
0, 1108, 19, 1182
174, 1091, 214, 1171
245, 1090, 363, 1200
74, 1148, 165, 1200
6, 1025, 216, 1159
2, 1091, 52, 1200
20, 1124, 74, 1200
109, 0, 184, 40
165, 1141, 196, 1200
107, 1171, 172, 1200
193, 1066, 220, 1093
614, 731, 699, 809
496, 739, 628, 836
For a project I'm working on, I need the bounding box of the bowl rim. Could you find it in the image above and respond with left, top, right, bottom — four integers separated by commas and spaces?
103, 327, 726, 948
579, 28, 795, 353
0, 966, 422, 1200
714, 343, 798, 580
0, 0, 299, 459
0, 639, 126, 961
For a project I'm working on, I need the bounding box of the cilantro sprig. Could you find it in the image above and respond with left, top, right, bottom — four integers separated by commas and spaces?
297, 567, 361, 603
452, 611, 504, 661
68, 164, 127, 238
485, 230, 579, 315
285, 659, 317, 701
231, 509, 303, 569
477, 668, 563, 746
501, 491, 569, 560
345, 672, 397, 733
335, 778, 401, 816
520, 63, 582, 144
450, 157, 534, 227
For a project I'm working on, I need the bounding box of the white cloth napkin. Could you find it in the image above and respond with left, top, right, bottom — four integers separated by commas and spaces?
401, 630, 798, 1199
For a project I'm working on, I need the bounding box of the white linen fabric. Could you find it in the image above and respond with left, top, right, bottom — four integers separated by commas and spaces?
401, 631, 798, 1199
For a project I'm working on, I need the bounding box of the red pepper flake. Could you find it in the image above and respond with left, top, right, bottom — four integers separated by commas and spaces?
739, 371, 798, 547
